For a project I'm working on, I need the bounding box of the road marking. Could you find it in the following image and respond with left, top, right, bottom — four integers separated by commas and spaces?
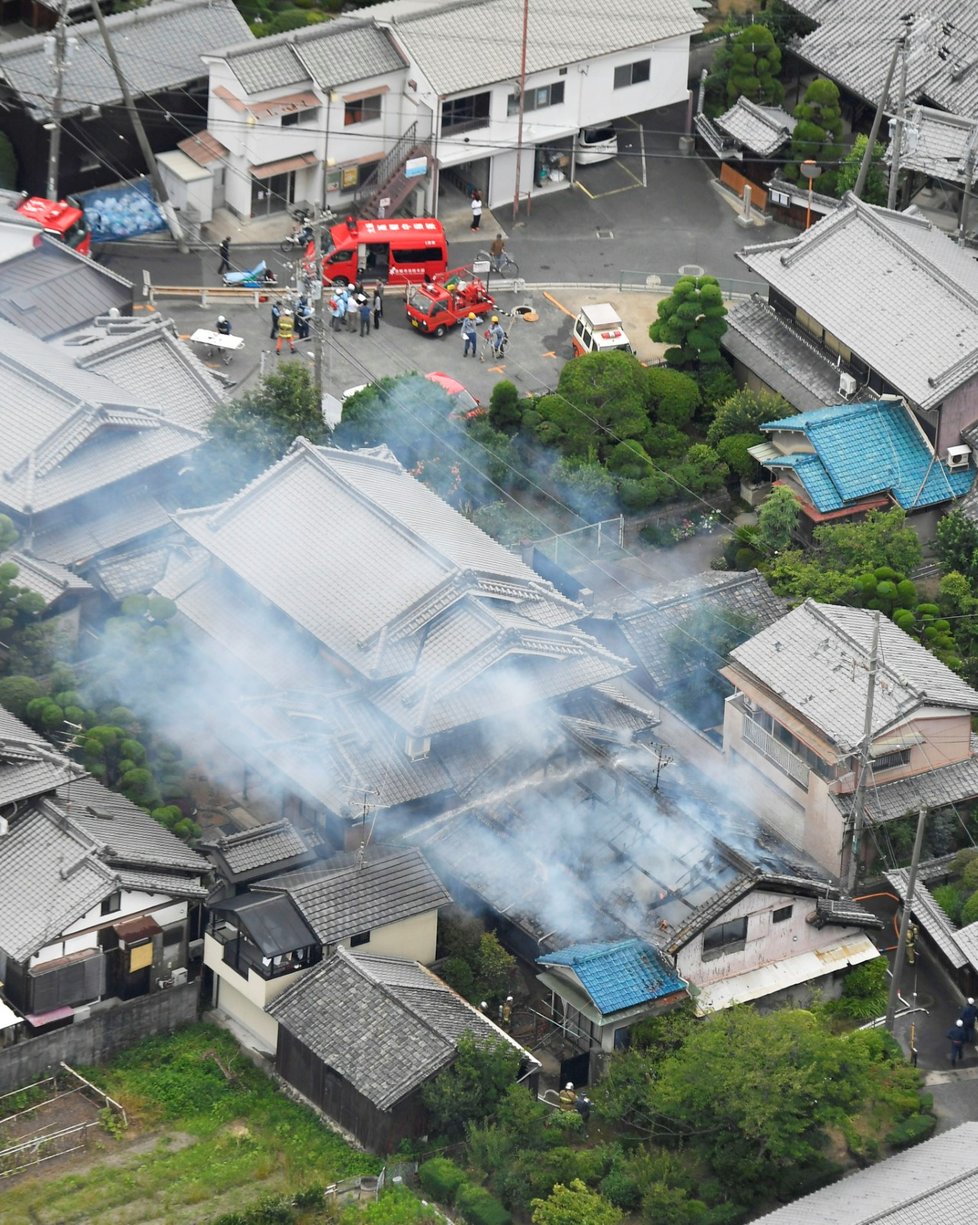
543, 291, 575, 318
924, 1065, 978, 1085
543, 350, 558, 359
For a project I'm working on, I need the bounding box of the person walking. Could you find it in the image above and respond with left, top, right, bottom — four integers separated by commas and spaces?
217, 236, 231, 276
470, 190, 483, 232
215, 314, 231, 336
270, 300, 282, 340
462, 311, 478, 357
961, 997, 978, 1043
335, 289, 349, 333
948, 1019, 967, 1065
558, 1082, 576, 1112
275, 309, 296, 355
328, 292, 343, 332
358, 294, 371, 337
372, 281, 384, 330
346, 288, 359, 333
489, 314, 506, 359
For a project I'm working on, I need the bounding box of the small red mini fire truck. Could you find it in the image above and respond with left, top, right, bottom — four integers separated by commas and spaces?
405, 267, 495, 337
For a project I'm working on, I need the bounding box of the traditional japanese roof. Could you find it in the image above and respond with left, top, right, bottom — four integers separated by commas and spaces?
721, 295, 847, 413
759, 399, 973, 513
788, 0, 978, 120
0, 550, 92, 608
269, 947, 528, 1110
0, 322, 204, 517
259, 844, 450, 944
887, 106, 978, 188
716, 97, 795, 157
752, 1120, 978, 1223
834, 739, 978, 824
738, 194, 978, 411
215, 18, 405, 96
538, 939, 685, 1015
726, 600, 978, 751
609, 569, 789, 692
171, 441, 627, 736
32, 490, 173, 568
374, 0, 701, 97
0, 239, 132, 339
0, 0, 250, 122
199, 819, 316, 885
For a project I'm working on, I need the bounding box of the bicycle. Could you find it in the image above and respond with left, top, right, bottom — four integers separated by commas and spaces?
477, 250, 520, 277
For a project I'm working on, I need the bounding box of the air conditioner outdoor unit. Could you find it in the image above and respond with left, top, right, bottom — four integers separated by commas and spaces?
405, 735, 431, 761
947, 444, 972, 471
838, 372, 858, 397
188, 938, 204, 962
171, 967, 188, 986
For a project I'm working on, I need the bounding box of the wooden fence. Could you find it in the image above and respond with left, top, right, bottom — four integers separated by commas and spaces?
719, 163, 768, 210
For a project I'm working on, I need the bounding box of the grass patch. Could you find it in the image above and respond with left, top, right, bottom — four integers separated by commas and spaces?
3, 1024, 378, 1225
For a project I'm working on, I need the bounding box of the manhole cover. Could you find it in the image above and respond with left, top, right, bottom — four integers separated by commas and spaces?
596, 228, 614, 239
678, 263, 704, 277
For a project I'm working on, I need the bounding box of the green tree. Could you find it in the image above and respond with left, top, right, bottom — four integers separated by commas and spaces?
645, 367, 701, 429
0, 674, 42, 720
937, 511, 978, 585
420, 1034, 521, 1139
474, 931, 516, 1006
784, 78, 843, 193
835, 134, 888, 205
706, 387, 793, 447
488, 380, 523, 433
756, 485, 800, 554
815, 508, 921, 575
649, 277, 728, 369
536, 352, 649, 459
726, 25, 784, 105
716, 432, 765, 482
531, 1179, 622, 1225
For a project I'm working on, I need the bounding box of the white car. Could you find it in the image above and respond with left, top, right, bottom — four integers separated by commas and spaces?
576, 124, 618, 165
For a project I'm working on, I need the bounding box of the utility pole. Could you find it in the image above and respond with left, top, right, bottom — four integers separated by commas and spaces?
853, 32, 903, 200
45, 0, 69, 199
845, 611, 881, 894
885, 807, 926, 1033
89, 0, 187, 253
511, 0, 529, 222
958, 135, 978, 246
313, 89, 334, 400
887, 29, 909, 210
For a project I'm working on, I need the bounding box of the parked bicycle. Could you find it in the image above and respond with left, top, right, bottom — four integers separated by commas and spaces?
477, 249, 520, 277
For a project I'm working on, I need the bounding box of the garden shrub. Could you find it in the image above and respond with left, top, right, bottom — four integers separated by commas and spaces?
456, 1182, 511, 1225
932, 883, 963, 925
828, 956, 888, 1020
960, 889, 978, 927
885, 1111, 936, 1149
418, 1157, 467, 1204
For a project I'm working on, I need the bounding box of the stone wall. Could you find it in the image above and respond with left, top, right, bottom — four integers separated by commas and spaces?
0, 984, 198, 1094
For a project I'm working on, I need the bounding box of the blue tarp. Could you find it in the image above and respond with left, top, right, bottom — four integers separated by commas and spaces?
78, 180, 166, 241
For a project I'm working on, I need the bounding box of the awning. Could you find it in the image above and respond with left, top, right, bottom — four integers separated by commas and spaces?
24, 1005, 74, 1027
211, 892, 316, 956
177, 130, 229, 167
0, 997, 21, 1031
251, 153, 317, 180
692, 934, 880, 1015
250, 91, 319, 120
114, 915, 162, 944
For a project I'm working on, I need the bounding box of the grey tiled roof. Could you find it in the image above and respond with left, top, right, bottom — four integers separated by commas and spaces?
65, 315, 225, 433
0, 0, 250, 122
0, 755, 76, 807
611, 569, 789, 692
884, 871, 967, 971
834, 747, 978, 825
751, 1120, 978, 1223
721, 295, 846, 413
172, 441, 606, 707
790, 0, 978, 119
738, 194, 978, 412
200, 819, 314, 881
381, 0, 701, 96
0, 551, 92, 606
814, 898, 884, 929
716, 98, 795, 157
93, 544, 174, 602
727, 600, 978, 752
888, 106, 978, 188
114, 867, 208, 899
0, 804, 119, 961
260, 844, 450, 944
270, 947, 524, 1109
33, 493, 173, 568
62, 775, 209, 874
0, 241, 132, 339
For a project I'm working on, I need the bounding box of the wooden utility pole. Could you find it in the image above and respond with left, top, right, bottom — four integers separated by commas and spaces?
885, 807, 927, 1033
511, 0, 529, 222
845, 611, 881, 893
46, 0, 69, 199
887, 31, 909, 210
853, 34, 903, 200
89, 0, 186, 252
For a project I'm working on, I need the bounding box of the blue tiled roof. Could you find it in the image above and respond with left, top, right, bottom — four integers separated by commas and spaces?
760, 400, 974, 513
538, 939, 685, 1015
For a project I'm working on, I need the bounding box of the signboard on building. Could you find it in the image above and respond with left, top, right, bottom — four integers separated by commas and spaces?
405, 157, 428, 179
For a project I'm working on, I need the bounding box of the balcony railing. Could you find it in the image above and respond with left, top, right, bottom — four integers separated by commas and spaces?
742, 715, 810, 790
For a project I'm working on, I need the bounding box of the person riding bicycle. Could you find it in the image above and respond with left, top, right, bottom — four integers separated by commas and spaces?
489, 233, 506, 270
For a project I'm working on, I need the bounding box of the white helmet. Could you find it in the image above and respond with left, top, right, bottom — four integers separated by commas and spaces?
217, 315, 226, 323
565, 1082, 574, 1090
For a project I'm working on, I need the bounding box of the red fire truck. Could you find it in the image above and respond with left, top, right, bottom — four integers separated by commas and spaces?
405, 267, 495, 337
15, 195, 92, 256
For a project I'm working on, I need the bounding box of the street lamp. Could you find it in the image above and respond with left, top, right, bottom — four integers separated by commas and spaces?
800, 159, 821, 230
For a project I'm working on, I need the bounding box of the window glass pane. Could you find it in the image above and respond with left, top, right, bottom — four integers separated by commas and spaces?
614, 64, 629, 89
633, 59, 650, 84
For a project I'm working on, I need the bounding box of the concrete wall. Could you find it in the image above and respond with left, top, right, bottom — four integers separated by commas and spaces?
0, 982, 197, 1095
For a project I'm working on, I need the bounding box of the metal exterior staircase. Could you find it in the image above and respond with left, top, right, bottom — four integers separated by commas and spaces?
355, 122, 436, 220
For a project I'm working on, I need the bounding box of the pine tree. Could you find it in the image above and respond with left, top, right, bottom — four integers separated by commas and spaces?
726, 25, 784, 106
785, 78, 843, 192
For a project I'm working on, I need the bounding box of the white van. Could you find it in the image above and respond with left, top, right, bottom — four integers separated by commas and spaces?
572, 304, 633, 357
576, 124, 618, 165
